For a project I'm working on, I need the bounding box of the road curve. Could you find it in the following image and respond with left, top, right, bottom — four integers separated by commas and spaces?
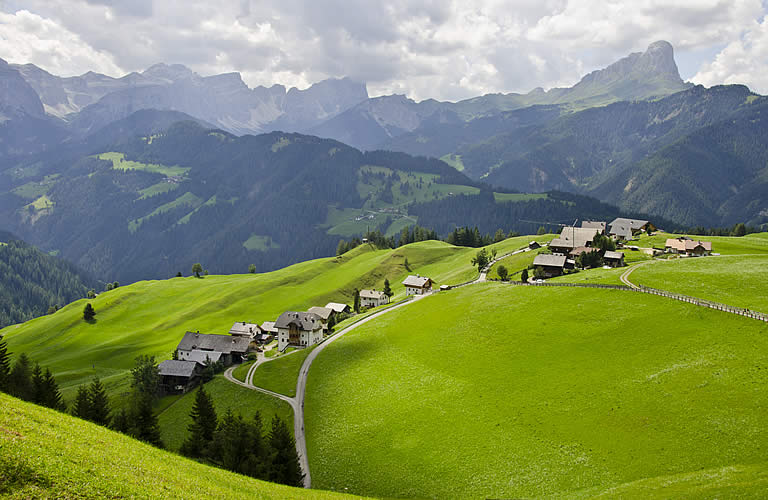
619, 260, 653, 288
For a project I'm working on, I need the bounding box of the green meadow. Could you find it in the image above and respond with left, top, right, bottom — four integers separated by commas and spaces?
305, 283, 768, 499
97, 152, 190, 177
156, 376, 293, 451
251, 346, 316, 397
630, 231, 768, 255
0, 394, 357, 499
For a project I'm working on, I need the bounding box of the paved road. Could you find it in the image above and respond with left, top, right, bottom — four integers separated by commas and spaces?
619, 260, 653, 288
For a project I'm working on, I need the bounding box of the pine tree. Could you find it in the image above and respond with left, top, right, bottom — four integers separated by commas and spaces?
31, 363, 45, 404
180, 386, 218, 458
210, 410, 246, 471
111, 408, 131, 433
242, 412, 268, 479
8, 353, 33, 400
88, 377, 111, 426
267, 415, 304, 487
383, 279, 393, 298
0, 335, 11, 392
353, 289, 360, 313
521, 268, 529, 283
41, 368, 64, 411
83, 303, 96, 321
133, 392, 163, 448
72, 385, 91, 419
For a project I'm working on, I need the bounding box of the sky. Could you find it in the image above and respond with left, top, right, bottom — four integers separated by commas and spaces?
0, 0, 767, 102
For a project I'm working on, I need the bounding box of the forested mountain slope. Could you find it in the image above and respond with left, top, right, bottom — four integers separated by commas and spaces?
0, 231, 91, 327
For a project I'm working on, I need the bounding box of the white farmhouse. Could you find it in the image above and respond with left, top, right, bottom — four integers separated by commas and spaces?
359, 289, 389, 308
402, 275, 433, 296
275, 311, 324, 351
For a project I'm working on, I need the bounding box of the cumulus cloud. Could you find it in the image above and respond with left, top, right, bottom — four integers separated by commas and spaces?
0, 9, 123, 76
0, 0, 765, 101
691, 14, 768, 94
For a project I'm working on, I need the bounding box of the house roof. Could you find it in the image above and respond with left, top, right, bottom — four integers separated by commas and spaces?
177, 332, 251, 354
402, 275, 432, 287
581, 221, 606, 231
549, 238, 577, 250
610, 224, 633, 239
360, 289, 386, 299
185, 350, 223, 364
260, 321, 277, 333
609, 218, 648, 230
307, 306, 333, 320
158, 360, 200, 378
275, 311, 322, 331
559, 226, 600, 245
603, 251, 624, 260
533, 254, 567, 268
666, 238, 712, 252
257, 333, 273, 341
229, 322, 260, 337
568, 246, 593, 256
325, 302, 350, 313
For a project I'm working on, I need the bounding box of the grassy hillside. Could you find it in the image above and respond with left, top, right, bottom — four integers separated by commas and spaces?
305, 283, 768, 499
0, 393, 358, 499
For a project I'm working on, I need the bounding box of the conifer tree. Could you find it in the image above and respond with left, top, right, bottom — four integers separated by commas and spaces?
41, 368, 64, 411
210, 410, 246, 471
83, 303, 96, 321
353, 289, 360, 313
111, 408, 131, 433
31, 363, 45, 404
242, 412, 268, 479
521, 268, 529, 283
133, 392, 163, 448
88, 377, 111, 426
72, 385, 91, 419
0, 335, 11, 392
8, 353, 33, 400
180, 386, 218, 458
267, 415, 304, 487
383, 279, 393, 298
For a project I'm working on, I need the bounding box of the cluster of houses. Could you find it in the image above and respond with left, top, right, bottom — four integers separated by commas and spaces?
157, 275, 434, 394
532, 218, 713, 279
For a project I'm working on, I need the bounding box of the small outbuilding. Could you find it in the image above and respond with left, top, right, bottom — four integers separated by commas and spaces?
532, 254, 567, 278
603, 250, 625, 267
158, 360, 203, 395
325, 302, 352, 315
229, 322, 261, 340
307, 306, 334, 333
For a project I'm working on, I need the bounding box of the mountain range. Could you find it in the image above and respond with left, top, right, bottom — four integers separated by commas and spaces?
0, 40, 766, 283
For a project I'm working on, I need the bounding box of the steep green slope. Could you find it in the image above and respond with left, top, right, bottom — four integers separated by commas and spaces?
0, 393, 358, 499
306, 284, 768, 498
0, 231, 91, 328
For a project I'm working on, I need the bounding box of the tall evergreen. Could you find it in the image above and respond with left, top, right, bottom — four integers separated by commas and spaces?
41, 368, 64, 411
0, 335, 10, 392
133, 392, 163, 448
111, 408, 131, 434
242, 412, 268, 480
383, 279, 393, 298
31, 363, 45, 404
180, 386, 218, 458
72, 385, 91, 420
88, 377, 111, 426
131, 355, 160, 398
210, 410, 247, 471
8, 353, 33, 400
353, 289, 360, 313
267, 415, 304, 487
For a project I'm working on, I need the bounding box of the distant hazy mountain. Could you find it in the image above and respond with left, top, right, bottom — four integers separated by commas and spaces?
312, 41, 692, 150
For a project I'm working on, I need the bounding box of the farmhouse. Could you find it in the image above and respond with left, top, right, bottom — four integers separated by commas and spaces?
359, 289, 389, 308
665, 237, 713, 256
229, 322, 261, 340
581, 221, 607, 233
158, 360, 203, 395
177, 332, 250, 366
184, 350, 223, 365
550, 226, 600, 254
326, 302, 352, 315
533, 254, 567, 278
609, 218, 654, 238
307, 306, 334, 333
259, 321, 277, 344
402, 275, 433, 295
275, 311, 324, 351
603, 250, 626, 267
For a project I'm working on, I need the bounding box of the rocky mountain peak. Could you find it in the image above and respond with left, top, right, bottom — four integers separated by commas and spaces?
635, 40, 680, 79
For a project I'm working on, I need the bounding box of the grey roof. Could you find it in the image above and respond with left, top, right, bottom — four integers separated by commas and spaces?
307, 306, 333, 320
325, 302, 350, 313
581, 221, 606, 231
229, 322, 260, 336
359, 289, 386, 300
558, 227, 600, 246
260, 321, 277, 333
158, 360, 200, 378
603, 251, 624, 260
185, 350, 223, 364
533, 254, 567, 268
275, 311, 322, 331
610, 224, 633, 239
402, 275, 431, 287
177, 332, 251, 354
609, 218, 648, 230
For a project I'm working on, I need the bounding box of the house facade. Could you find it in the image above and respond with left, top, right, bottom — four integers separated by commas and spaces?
665, 237, 712, 256
609, 218, 654, 239
603, 250, 626, 267
325, 302, 352, 315
359, 289, 389, 308
275, 311, 324, 351
307, 306, 333, 333
533, 254, 567, 278
177, 332, 250, 366
228, 322, 261, 340
402, 275, 433, 295
158, 360, 203, 395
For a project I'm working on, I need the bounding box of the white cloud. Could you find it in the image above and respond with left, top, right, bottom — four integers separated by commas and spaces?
0, 9, 123, 76
0, 1, 765, 101
691, 15, 768, 94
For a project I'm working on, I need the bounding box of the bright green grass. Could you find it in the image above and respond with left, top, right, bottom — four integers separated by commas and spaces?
98, 152, 190, 177
0, 394, 356, 499
383, 215, 418, 237
305, 284, 768, 499
129, 192, 203, 232
243, 234, 281, 251
492, 192, 547, 202
486, 246, 546, 279
252, 347, 316, 397
629, 255, 768, 312
25, 194, 54, 211
11, 174, 59, 199
630, 232, 768, 255
232, 360, 255, 382
439, 153, 465, 171
549, 265, 628, 285
156, 375, 293, 451
137, 181, 179, 200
